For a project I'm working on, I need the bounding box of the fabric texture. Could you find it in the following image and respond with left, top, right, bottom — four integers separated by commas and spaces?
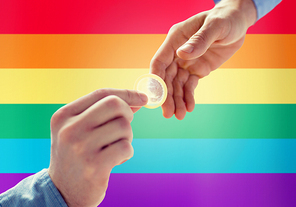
213, 0, 282, 20
0, 169, 68, 207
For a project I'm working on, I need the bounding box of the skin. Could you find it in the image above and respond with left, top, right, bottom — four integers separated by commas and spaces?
150, 0, 257, 120
47, 1, 257, 205
48, 89, 148, 207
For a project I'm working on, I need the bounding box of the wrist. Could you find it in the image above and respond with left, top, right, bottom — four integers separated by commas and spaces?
215, 0, 257, 27
238, 0, 257, 26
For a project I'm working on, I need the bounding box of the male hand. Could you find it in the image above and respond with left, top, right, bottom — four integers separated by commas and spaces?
150, 0, 256, 120
48, 89, 148, 207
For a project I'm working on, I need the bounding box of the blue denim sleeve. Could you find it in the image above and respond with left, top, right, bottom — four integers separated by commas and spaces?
0, 169, 68, 207
213, 0, 281, 20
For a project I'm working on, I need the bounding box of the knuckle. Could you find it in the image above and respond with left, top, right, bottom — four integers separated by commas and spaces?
50, 106, 68, 128
150, 57, 168, 78
104, 96, 134, 121
58, 123, 79, 144
202, 67, 211, 77
118, 117, 131, 130
207, 16, 225, 25
117, 139, 134, 158
117, 118, 133, 139
72, 142, 87, 158
105, 95, 123, 109
205, 15, 230, 38
168, 23, 181, 34
93, 88, 110, 99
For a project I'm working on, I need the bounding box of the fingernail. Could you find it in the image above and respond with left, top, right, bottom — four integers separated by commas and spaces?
179, 44, 194, 53
139, 93, 148, 103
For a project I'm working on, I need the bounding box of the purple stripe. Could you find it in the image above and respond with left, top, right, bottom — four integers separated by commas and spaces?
1, 174, 296, 207
0, 173, 32, 194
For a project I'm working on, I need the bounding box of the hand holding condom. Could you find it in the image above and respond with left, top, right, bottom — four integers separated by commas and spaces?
134, 74, 167, 109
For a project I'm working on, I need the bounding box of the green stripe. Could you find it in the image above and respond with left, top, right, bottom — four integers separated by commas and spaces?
0, 104, 60, 139
0, 104, 295, 139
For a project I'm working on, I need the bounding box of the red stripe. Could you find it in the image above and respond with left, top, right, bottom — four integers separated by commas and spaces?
0, 0, 293, 34
247, 0, 292, 34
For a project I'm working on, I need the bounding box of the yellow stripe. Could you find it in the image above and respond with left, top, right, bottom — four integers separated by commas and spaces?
197, 69, 296, 104
0, 69, 295, 104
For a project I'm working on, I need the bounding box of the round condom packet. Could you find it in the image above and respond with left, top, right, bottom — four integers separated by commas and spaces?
134, 74, 167, 109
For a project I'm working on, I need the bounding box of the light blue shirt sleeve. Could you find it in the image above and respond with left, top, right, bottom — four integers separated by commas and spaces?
213, 0, 282, 20
0, 169, 68, 207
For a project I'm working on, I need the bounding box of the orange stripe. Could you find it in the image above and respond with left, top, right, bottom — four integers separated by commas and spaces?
0, 34, 295, 68
221, 34, 296, 68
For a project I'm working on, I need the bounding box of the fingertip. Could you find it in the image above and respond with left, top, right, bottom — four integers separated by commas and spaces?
161, 95, 175, 119
184, 92, 195, 113
175, 112, 186, 120
138, 92, 148, 105
163, 109, 174, 119
162, 105, 174, 119
175, 102, 187, 120
187, 103, 195, 113
174, 101, 187, 120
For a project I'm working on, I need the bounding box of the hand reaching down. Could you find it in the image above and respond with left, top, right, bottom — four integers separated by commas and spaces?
150, 0, 257, 120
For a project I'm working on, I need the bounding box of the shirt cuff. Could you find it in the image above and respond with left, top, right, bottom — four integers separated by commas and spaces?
0, 169, 68, 207
252, 0, 281, 20
213, 0, 281, 20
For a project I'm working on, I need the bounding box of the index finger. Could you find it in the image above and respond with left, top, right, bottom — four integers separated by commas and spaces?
150, 25, 184, 79
63, 88, 148, 116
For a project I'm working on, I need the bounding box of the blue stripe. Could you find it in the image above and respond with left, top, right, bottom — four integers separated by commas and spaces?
0, 139, 295, 173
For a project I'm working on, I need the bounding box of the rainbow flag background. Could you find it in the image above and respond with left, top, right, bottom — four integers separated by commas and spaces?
0, 0, 296, 206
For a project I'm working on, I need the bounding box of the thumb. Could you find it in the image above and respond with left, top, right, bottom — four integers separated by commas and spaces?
176, 21, 222, 60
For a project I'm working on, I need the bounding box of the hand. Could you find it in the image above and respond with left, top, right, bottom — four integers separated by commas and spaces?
150, 0, 256, 120
48, 89, 148, 207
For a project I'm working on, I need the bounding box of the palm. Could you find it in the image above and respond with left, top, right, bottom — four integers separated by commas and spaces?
151, 7, 250, 120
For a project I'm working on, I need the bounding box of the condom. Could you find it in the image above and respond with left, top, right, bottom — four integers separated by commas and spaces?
134, 74, 167, 109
